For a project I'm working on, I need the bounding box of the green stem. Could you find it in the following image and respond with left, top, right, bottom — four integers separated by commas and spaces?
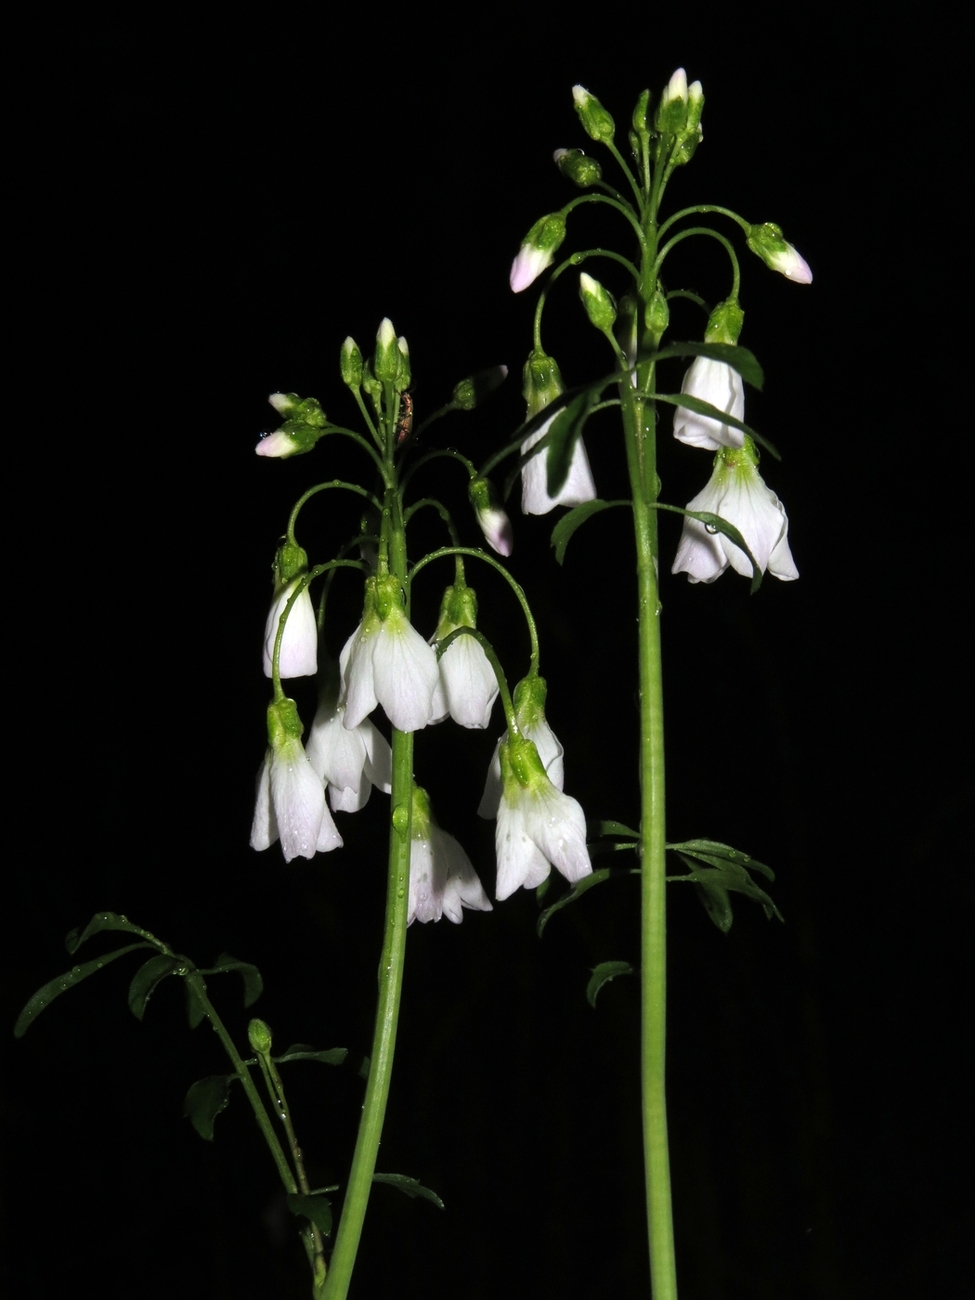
321, 727, 413, 1300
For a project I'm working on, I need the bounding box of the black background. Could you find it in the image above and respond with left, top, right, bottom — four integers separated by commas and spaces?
4, 8, 966, 1299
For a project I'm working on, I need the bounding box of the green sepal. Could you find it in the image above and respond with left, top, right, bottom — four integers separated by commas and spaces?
373, 1173, 445, 1210
13, 943, 155, 1038
287, 1193, 333, 1236
654, 391, 780, 461
586, 961, 635, 1008
653, 341, 764, 390
128, 954, 184, 1021
551, 499, 629, 564
183, 1074, 233, 1141
66, 911, 159, 955
198, 953, 264, 1009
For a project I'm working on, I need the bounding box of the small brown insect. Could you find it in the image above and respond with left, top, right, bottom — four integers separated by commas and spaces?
395, 392, 414, 446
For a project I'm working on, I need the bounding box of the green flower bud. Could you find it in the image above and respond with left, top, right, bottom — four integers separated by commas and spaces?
745, 222, 813, 284
631, 89, 652, 142
256, 394, 328, 459
510, 213, 567, 293
266, 696, 305, 747
373, 317, 399, 383
579, 272, 617, 332
655, 67, 689, 134
572, 85, 615, 142
272, 539, 310, 587
452, 365, 508, 411
341, 337, 363, 388
248, 1018, 273, 1055
644, 290, 670, 348
553, 148, 602, 187
394, 336, 411, 392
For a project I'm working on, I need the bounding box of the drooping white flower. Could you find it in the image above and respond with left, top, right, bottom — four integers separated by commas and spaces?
340, 576, 440, 733
494, 736, 591, 901
430, 583, 499, 730
305, 672, 391, 813
672, 438, 798, 584
673, 356, 746, 451
521, 348, 596, 515
263, 576, 318, 679
479, 675, 565, 818
250, 699, 342, 862
408, 786, 492, 925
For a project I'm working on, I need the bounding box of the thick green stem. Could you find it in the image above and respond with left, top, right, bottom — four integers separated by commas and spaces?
322, 736, 413, 1297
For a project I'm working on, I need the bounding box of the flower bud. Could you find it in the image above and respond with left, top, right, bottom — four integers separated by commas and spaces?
579, 272, 617, 332
656, 68, 689, 133
452, 365, 508, 411
553, 147, 602, 187
745, 222, 812, 284
248, 1018, 273, 1055
704, 297, 745, 345
572, 85, 615, 142
373, 317, 399, 383
256, 393, 328, 458
468, 477, 513, 556
395, 336, 411, 392
631, 89, 652, 141
341, 337, 363, 388
522, 348, 564, 417
644, 290, 670, 348
510, 213, 567, 293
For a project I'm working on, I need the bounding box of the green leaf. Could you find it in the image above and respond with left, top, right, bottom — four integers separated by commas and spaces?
287, 1193, 333, 1236
586, 961, 635, 1008
199, 953, 263, 1008
373, 1173, 445, 1210
66, 912, 161, 956
591, 820, 639, 840
537, 868, 612, 936
13, 943, 155, 1038
550, 499, 629, 564
653, 392, 780, 461
183, 1074, 233, 1141
274, 1045, 348, 1067
128, 954, 184, 1021
693, 880, 735, 933
670, 851, 784, 926
653, 341, 764, 390
544, 391, 595, 500
670, 839, 774, 881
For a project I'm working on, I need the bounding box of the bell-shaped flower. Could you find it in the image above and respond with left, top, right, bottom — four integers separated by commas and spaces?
673, 355, 746, 451
339, 576, 440, 733
672, 437, 798, 584
250, 698, 342, 862
305, 667, 392, 813
263, 542, 317, 679
408, 786, 492, 925
479, 674, 564, 818
494, 736, 591, 901
430, 582, 499, 730
521, 349, 596, 516
510, 213, 567, 293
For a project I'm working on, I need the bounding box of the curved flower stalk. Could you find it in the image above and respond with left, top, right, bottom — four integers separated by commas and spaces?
408, 785, 492, 924
479, 674, 564, 817
306, 670, 392, 813
250, 698, 342, 861
494, 736, 591, 901
340, 576, 440, 732
672, 438, 798, 583
521, 349, 596, 515
430, 582, 499, 729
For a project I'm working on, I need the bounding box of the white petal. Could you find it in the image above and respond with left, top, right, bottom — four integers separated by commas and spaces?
521, 419, 597, 515
671, 517, 728, 583
373, 614, 439, 732
263, 581, 318, 678
527, 785, 591, 885
440, 830, 493, 922
340, 621, 379, 730
495, 797, 551, 900
438, 637, 499, 729
478, 718, 564, 818
510, 245, 552, 293
269, 739, 331, 862
249, 753, 277, 850
673, 358, 745, 451
409, 837, 445, 924
316, 804, 344, 852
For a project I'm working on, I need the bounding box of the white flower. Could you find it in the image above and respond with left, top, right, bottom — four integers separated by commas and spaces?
521, 412, 597, 515
263, 577, 318, 679
479, 675, 565, 818
673, 356, 745, 451
306, 679, 391, 813
766, 243, 813, 284
250, 700, 342, 862
340, 577, 440, 732
494, 737, 591, 901
430, 584, 499, 730
408, 787, 492, 925
672, 440, 798, 584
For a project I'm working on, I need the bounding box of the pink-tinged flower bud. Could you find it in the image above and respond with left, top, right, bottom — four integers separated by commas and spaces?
509, 213, 567, 293
255, 393, 328, 457
469, 477, 513, 556
746, 222, 812, 284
